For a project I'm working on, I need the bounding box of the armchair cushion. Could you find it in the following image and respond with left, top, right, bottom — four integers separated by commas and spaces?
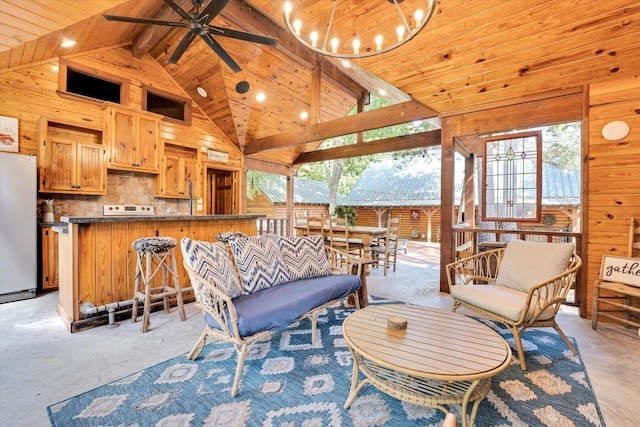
450, 284, 555, 322
277, 235, 332, 281
495, 240, 574, 293
229, 234, 291, 294
204, 273, 362, 337
181, 238, 243, 300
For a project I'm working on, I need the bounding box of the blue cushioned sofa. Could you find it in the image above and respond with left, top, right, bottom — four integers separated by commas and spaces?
181, 234, 362, 396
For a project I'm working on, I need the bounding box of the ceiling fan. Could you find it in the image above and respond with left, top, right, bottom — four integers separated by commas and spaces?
103, 0, 278, 72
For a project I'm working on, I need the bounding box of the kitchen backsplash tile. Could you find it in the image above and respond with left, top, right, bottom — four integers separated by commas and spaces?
37, 171, 189, 220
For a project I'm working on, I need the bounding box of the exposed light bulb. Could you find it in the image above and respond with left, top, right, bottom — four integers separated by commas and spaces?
284, 2, 292, 19
293, 20, 302, 37
353, 39, 360, 55
396, 26, 405, 42
415, 10, 424, 28
310, 31, 318, 48
375, 35, 383, 51
331, 38, 339, 54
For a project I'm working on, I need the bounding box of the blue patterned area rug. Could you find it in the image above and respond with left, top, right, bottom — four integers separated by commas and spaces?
47, 300, 605, 426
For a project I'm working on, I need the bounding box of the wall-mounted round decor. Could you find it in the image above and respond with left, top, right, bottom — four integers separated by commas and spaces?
602, 120, 630, 141
542, 214, 557, 226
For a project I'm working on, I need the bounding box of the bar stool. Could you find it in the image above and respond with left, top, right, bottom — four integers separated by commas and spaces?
131, 236, 185, 333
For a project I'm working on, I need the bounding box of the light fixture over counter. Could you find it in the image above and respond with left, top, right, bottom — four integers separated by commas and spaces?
283, 0, 436, 59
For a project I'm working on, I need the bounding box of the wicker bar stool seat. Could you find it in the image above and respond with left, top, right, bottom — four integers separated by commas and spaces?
131, 236, 186, 333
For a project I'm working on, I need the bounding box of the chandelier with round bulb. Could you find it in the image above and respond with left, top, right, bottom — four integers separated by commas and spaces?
283, 0, 436, 58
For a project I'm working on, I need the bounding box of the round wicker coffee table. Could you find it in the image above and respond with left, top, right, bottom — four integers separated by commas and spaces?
342, 304, 512, 427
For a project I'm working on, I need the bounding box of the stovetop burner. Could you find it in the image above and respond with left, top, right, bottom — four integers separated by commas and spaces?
103, 205, 154, 216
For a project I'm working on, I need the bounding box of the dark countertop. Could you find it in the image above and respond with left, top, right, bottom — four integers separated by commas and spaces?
60, 214, 265, 224
40, 222, 67, 227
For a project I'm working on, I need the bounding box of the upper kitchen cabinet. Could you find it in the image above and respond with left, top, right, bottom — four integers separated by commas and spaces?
102, 103, 161, 174
155, 144, 199, 199
38, 118, 106, 195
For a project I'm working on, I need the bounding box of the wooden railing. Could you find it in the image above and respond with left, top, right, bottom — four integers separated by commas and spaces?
256, 217, 290, 237
453, 227, 583, 307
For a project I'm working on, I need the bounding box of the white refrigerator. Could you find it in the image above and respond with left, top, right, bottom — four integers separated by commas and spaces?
0, 152, 37, 303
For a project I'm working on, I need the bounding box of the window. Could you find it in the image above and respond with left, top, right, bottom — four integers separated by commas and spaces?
482, 131, 542, 222
58, 60, 128, 104
142, 85, 192, 124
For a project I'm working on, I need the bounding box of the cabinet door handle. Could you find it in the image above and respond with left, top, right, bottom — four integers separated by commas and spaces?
71, 185, 76, 189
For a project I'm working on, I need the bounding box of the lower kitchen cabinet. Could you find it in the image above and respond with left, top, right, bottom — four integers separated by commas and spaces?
41, 227, 59, 290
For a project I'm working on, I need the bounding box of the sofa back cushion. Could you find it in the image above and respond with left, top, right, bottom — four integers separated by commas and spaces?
181, 237, 243, 300
496, 240, 574, 293
228, 234, 291, 294
278, 235, 332, 281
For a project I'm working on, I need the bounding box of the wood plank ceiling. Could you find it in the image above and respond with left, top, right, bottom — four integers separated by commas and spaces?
1, 0, 639, 165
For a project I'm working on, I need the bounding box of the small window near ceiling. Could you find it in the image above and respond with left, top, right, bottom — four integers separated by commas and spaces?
482, 131, 542, 222
58, 60, 127, 104
142, 85, 192, 124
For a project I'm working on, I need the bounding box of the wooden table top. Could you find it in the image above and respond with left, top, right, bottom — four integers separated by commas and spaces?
342, 304, 512, 382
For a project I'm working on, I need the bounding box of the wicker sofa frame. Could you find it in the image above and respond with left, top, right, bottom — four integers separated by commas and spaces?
183, 245, 362, 396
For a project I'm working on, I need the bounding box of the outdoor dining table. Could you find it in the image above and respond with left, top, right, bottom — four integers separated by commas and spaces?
295, 223, 387, 265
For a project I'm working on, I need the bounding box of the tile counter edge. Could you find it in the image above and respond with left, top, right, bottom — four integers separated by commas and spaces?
60, 214, 266, 224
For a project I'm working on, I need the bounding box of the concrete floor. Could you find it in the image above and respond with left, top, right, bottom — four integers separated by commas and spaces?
1, 241, 638, 426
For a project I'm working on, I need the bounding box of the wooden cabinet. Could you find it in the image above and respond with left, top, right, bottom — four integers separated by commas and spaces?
155, 144, 199, 198
39, 118, 106, 195
41, 227, 59, 290
103, 103, 161, 174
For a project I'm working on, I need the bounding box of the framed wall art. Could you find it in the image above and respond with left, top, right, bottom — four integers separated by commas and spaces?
0, 116, 19, 152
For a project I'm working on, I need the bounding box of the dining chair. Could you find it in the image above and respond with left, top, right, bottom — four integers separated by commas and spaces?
371, 216, 400, 275
328, 217, 363, 256
306, 214, 325, 239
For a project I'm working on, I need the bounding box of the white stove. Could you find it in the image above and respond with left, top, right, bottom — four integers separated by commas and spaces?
103, 204, 154, 216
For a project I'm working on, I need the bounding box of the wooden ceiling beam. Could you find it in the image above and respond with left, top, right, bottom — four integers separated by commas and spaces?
294, 130, 442, 164
245, 100, 438, 155
221, 0, 364, 99
131, 0, 193, 58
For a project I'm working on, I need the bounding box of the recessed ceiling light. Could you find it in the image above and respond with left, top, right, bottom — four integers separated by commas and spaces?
61, 40, 76, 48
300, 111, 309, 120
379, 89, 387, 96
196, 87, 208, 97
256, 92, 266, 102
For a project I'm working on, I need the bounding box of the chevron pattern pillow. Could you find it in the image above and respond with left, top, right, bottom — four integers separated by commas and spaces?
278, 235, 332, 281
228, 234, 291, 294
181, 237, 243, 300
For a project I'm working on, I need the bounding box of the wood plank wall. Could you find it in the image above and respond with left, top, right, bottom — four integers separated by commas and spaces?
0, 46, 242, 178
586, 75, 640, 316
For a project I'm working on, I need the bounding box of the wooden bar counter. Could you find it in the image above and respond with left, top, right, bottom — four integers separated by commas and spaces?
56, 214, 262, 332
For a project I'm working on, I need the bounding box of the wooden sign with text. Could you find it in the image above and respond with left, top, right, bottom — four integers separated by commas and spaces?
598, 255, 640, 287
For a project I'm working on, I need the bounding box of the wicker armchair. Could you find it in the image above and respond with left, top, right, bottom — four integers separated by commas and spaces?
447, 240, 581, 370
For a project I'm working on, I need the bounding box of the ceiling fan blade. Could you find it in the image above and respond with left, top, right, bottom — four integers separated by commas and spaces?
103, 14, 189, 28
200, 32, 241, 73
198, 0, 232, 25
160, 0, 193, 22
168, 31, 197, 64
208, 26, 278, 47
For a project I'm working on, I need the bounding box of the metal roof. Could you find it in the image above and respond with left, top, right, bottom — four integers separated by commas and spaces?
346, 159, 461, 207
346, 159, 580, 207
258, 176, 347, 205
